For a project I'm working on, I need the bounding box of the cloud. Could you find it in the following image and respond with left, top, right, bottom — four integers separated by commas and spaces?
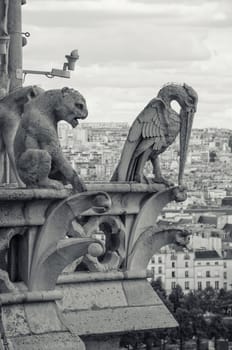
21, 0, 232, 129
23, 23, 211, 66
23, 0, 232, 28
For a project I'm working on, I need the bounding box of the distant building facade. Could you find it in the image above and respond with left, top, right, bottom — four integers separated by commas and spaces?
148, 248, 232, 294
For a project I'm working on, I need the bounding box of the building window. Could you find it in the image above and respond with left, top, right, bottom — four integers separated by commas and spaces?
171, 282, 176, 289
224, 272, 227, 279
184, 254, 190, 260
206, 281, 211, 288
158, 257, 162, 264
215, 262, 219, 265
206, 262, 210, 266
158, 267, 162, 274
151, 257, 155, 264
172, 271, 175, 278
185, 261, 189, 268
197, 262, 201, 265
215, 281, 219, 290
172, 262, 175, 268
185, 281, 189, 290
224, 262, 227, 268
185, 271, 189, 278
224, 282, 227, 291
198, 282, 202, 290
171, 254, 176, 260
206, 271, 210, 278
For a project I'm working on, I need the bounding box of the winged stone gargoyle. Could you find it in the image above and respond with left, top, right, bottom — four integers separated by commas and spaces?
112, 83, 198, 187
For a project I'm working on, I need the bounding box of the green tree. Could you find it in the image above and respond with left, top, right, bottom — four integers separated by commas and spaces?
190, 307, 207, 350
175, 307, 193, 350
182, 291, 200, 311
151, 277, 167, 300
206, 315, 228, 342
197, 287, 217, 313
151, 278, 173, 311
228, 135, 232, 153
169, 285, 184, 312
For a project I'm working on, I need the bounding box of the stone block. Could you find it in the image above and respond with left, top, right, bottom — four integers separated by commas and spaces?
24, 302, 65, 334
122, 279, 162, 306
9, 332, 85, 350
63, 305, 178, 335
2, 304, 30, 337
58, 281, 127, 311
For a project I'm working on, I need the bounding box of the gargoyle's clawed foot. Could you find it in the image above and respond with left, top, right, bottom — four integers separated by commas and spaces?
38, 179, 65, 190
151, 176, 174, 187
173, 186, 187, 202
92, 194, 112, 213
134, 174, 148, 183
18, 180, 26, 188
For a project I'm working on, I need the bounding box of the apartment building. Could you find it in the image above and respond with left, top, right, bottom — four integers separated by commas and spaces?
149, 248, 232, 295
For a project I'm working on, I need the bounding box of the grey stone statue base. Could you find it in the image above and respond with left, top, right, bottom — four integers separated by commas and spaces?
0, 272, 177, 349
0, 183, 188, 349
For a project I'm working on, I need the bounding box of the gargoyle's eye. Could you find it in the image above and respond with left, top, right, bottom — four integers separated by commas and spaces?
188, 97, 194, 105
75, 103, 83, 110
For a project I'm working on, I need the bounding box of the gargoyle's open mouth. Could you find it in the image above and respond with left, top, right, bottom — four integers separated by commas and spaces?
71, 117, 79, 128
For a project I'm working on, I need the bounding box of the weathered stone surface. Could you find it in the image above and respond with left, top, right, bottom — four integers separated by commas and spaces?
1, 279, 178, 348
122, 279, 162, 306
14, 88, 88, 191
0, 181, 181, 349
111, 84, 198, 188
0, 188, 70, 201
2, 304, 30, 337
58, 281, 127, 311
127, 226, 190, 271
24, 302, 65, 334
0, 86, 44, 186
63, 305, 177, 335
127, 188, 175, 259
9, 332, 85, 350
58, 279, 177, 336
28, 191, 111, 291
0, 201, 25, 226
130, 182, 165, 192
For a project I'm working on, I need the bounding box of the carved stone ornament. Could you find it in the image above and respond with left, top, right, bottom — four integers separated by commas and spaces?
0, 83, 198, 349
14, 87, 88, 192
0, 85, 44, 185
28, 191, 111, 290
112, 83, 198, 187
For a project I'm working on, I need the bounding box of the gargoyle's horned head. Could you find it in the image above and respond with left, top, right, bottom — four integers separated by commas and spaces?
56, 87, 88, 128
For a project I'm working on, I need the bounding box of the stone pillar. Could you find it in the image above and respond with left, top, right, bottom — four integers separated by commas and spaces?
8, 0, 23, 92
0, 0, 24, 183
0, 0, 10, 96
8, 0, 24, 183
0, 0, 10, 183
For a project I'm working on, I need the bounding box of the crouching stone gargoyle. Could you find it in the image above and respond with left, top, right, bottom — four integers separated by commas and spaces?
0, 85, 44, 186
14, 87, 88, 192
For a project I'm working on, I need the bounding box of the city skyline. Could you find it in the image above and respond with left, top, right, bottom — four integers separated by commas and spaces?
22, 0, 232, 129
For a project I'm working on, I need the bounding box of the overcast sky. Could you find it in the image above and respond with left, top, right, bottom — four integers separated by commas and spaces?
22, 0, 232, 129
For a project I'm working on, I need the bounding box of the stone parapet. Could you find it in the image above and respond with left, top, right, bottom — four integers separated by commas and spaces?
0, 183, 187, 349
0, 276, 177, 349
